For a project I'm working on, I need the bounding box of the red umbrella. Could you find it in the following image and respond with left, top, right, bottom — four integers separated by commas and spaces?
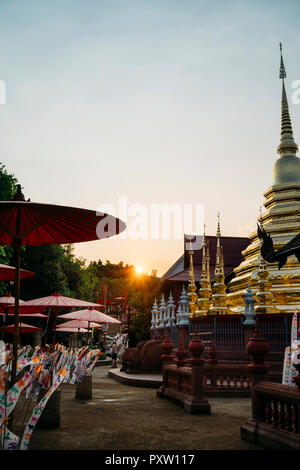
0, 184, 126, 385
0, 264, 35, 281
5, 304, 46, 314
1, 322, 41, 333
0, 294, 46, 340
0, 312, 47, 318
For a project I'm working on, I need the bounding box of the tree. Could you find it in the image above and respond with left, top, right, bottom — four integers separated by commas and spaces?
127, 272, 162, 346
0, 162, 18, 201
0, 163, 18, 294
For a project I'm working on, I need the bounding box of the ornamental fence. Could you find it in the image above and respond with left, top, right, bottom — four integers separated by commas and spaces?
154, 313, 292, 353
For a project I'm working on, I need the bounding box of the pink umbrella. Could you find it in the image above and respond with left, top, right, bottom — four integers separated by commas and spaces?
25, 292, 100, 309
0, 293, 27, 307
55, 326, 88, 333
59, 308, 121, 325
56, 320, 101, 329
25, 292, 101, 346
0, 294, 47, 313
55, 323, 92, 348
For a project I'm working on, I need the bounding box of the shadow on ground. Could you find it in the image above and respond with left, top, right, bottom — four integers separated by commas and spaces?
26, 365, 261, 451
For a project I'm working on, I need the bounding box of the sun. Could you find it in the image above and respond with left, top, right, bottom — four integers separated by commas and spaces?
135, 266, 144, 275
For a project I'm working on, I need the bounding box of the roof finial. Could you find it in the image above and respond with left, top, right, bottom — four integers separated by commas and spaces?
187, 241, 198, 317
217, 212, 220, 235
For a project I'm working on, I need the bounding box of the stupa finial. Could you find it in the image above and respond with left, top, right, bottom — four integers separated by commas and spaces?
202, 224, 207, 272
216, 213, 222, 267
279, 42, 286, 80
277, 42, 298, 158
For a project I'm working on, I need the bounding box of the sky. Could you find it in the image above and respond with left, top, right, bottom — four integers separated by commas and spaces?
0, 0, 300, 276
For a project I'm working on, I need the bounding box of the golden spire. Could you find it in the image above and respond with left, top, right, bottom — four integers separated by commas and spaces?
220, 245, 225, 277
277, 42, 298, 158
187, 238, 198, 317
215, 213, 222, 279
209, 214, 229, 315
206, 239, 212, 296
196, 225, 212, 316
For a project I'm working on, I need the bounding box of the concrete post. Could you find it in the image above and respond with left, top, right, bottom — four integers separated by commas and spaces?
75, 375, 93, 400
36, 390, 61, 429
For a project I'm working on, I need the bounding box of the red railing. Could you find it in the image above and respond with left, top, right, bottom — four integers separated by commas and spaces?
203, 364, 250, 396
252, 381, 300, 434
161, 361, 251, 403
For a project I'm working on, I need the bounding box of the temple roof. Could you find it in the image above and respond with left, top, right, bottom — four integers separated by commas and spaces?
162, 234, 249, 283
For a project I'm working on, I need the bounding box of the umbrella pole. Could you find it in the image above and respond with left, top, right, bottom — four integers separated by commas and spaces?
1, 307, 7, 341
11, 239, 21, 387
52, 309, 58, 351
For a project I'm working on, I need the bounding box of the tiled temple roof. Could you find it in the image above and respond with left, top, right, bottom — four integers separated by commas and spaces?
162, 235, 249, 282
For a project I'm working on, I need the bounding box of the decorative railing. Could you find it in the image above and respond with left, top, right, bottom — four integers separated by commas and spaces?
252, 381, 300, 434
203, 364, 250, 395
161, 362, 251, 401
164, 366, 192, 397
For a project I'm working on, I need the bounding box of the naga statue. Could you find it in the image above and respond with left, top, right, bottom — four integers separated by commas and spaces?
257, 223, 300, 269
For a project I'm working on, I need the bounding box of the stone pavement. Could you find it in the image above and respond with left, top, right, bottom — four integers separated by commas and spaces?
28, 364, 262, 451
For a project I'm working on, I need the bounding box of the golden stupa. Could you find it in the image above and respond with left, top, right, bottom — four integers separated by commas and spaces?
228, 44, 300, 314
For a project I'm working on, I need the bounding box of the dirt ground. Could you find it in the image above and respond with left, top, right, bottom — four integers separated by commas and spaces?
11, 364, 262, 451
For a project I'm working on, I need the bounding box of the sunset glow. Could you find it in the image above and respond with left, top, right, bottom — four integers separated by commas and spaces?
135, 266, 144, 275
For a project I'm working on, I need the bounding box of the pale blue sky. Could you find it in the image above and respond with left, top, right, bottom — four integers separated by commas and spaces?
0, 0, 300, 275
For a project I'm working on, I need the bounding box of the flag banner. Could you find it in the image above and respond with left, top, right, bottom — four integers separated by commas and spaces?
0, 366, 7, 426
62, 350, 76, 383
291, 341, 300, 386
289, 311, 299, 386
292, 311, 298, 345
69, 348, 100, 382
19, 366, 67, 450
14, 356, 40, 376
85, 350, 101, 376
282, 346, 291, 385
1, 426, 20, 450
1, 362, 42, 425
